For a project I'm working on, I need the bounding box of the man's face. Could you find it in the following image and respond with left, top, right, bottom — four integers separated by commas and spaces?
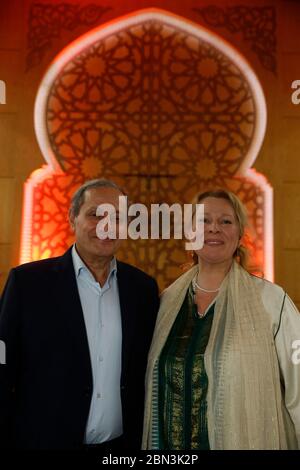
70, 186, 123, 261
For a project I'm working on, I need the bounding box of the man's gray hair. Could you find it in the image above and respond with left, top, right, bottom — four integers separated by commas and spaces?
69, 178, 126, 219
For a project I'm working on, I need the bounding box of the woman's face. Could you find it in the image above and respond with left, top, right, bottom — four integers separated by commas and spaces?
194, 197, 240, 268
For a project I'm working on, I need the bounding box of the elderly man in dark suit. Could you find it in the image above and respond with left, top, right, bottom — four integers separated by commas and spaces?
0, 179, 159, 450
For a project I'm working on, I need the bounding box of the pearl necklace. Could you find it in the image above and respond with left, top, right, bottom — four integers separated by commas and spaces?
192, 277, 219, 319
192, 278, 220, 293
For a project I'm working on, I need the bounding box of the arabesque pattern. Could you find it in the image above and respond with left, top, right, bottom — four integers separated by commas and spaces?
26, 13, 269, 289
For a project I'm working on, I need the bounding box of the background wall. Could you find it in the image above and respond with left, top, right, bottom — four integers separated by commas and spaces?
0, 0, 299, 307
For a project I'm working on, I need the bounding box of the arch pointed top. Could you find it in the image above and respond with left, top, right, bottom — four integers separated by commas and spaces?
34, 7, 266, 175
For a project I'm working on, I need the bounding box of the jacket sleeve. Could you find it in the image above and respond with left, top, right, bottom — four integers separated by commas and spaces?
274, 294, 300, 448
0, 269, 21, 447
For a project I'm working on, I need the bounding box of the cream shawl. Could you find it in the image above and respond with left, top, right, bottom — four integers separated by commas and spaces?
143, 261, 298, 450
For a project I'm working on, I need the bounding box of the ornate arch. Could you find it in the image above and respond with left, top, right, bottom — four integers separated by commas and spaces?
21, 8, 271, 288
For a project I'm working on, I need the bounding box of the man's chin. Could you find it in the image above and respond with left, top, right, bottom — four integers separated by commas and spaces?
92, 239, 120, 256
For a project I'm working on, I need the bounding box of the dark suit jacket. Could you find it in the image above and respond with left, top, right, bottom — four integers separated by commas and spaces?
0, 248, 159, 449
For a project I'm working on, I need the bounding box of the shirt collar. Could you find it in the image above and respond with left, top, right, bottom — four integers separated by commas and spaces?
71, 244, 117, 281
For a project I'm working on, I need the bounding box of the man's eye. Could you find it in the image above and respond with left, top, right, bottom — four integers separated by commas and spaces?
222, 219, 232, 224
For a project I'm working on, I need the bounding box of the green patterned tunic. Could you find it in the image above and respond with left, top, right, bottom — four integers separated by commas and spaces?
158, 285, 214, 450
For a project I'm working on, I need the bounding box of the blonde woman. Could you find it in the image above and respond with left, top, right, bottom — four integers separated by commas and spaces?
143, 189, 300, 450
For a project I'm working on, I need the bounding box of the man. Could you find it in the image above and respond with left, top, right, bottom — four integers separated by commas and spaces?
0, 179, 159, 450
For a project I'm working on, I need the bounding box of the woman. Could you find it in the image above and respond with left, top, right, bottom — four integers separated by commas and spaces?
143, 189, 300, 450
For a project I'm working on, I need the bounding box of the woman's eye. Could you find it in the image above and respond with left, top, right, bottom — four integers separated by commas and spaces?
222, 219, 232, 224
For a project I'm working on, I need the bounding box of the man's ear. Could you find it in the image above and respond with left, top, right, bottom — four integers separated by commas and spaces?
69, 211, 75, 232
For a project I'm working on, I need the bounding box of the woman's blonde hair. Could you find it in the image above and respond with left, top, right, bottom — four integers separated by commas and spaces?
191, 188, 248, 269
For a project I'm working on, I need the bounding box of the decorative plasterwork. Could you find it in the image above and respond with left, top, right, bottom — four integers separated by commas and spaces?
21, 9, 271, 286
194, 5, 277, 74
26, 2, 112, 69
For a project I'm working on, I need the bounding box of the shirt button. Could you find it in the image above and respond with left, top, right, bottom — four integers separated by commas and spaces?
98, 356, 103, 362
97, 393, 101, 398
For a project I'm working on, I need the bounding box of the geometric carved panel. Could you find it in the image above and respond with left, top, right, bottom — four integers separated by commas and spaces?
26, 3, 112, 70
22, 9, 270, 289
194, 5, 277, 75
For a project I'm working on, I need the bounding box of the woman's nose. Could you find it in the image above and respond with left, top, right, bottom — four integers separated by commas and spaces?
208, 221, 220, 232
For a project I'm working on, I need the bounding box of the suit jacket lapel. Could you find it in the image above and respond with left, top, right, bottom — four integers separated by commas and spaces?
52, 251, 135, 388
54, 248, 93, 386
117, 262, 138, 385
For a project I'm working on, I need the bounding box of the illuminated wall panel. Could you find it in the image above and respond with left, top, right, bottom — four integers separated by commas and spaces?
20, 9, 270, 288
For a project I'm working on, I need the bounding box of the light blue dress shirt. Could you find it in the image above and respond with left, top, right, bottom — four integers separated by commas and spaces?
72, 245, 123, 444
